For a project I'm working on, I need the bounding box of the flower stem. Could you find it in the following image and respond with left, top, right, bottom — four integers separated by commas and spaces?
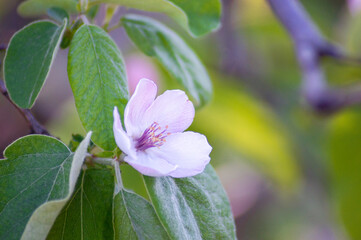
114, 160, 124, 193
92, 157, 114, 166
80, 15, 90, 25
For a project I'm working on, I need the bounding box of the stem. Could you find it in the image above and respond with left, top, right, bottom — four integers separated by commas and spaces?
118, 153, 125, 163
266, 0, 361, 113
0, 79, 51, 135
91, 157, 114, 166
80, 15, 90, 25
114, 160, 123, 193
87, 153, 125, 166
106, 22, 122, 32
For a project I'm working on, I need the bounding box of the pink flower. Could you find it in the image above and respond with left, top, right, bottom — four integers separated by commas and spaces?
348, 0, 361, 15
125, 54, 159, 94
113, 78, 212, 177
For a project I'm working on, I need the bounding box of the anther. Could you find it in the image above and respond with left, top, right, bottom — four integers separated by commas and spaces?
135, 122, 171, 151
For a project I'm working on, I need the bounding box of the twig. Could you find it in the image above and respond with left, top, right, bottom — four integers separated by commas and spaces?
0, 79, 50, 135
267, 0, 361, 113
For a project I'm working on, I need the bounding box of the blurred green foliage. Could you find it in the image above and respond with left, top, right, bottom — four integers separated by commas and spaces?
4, 0, 361, 239
328, 110, 361, 240
192, 76, 300, 192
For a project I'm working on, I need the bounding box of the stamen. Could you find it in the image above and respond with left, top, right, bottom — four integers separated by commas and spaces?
135, 122, 171, 151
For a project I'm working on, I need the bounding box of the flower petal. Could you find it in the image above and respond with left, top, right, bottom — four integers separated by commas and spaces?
143, 90, 195, 133
113, 107, 132, 155
124, 78, 157, 137
146, 131, 212, 177
124, 151, 178, 177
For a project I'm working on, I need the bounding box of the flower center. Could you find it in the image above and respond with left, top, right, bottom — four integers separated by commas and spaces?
135, 122, 170, 151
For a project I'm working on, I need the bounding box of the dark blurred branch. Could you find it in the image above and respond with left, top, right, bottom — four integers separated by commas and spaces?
218, 0, 282, 107
0, 80, 50, 135
0, 44, 7, 51
219, 0, 254, 76
267, 0, 361, 113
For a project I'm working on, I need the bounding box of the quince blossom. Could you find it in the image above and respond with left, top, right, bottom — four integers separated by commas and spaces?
113, 78, 212, 177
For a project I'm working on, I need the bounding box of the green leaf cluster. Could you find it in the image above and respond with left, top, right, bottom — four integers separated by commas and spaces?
18, 0, 221, 37
5, 1, 217, 149
0, 133, 235, 239
0, 132, 91, 240
0, 0, 236, 239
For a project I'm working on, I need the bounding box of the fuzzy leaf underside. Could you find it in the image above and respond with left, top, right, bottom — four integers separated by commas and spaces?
143, 164, 236, 240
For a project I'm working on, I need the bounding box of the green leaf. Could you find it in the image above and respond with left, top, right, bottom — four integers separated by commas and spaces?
113, 188, 170, 239
68, 134, 85, 152
47, 168, 114, 240
328, 110, 361, 240
4, 20, 67, 108
18, 0, 221, 36
68, 24, 128, 150
122, 14, 212, 106
48, 164, 169, 240
18, 0, 77, 17
0, 46, 5, 79
47, 7, 69, 23
21, 132, 92, 240
90, 0, 221, 37
0, 132, 91, 240
120, 164, 149, 200
143, 164, 236, 240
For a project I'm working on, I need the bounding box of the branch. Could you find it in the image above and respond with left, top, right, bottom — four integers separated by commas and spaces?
267, 0, 361, 113
0, 80, 50, 135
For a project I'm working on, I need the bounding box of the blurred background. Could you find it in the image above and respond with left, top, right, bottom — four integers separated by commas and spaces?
2, 0, 361, 239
